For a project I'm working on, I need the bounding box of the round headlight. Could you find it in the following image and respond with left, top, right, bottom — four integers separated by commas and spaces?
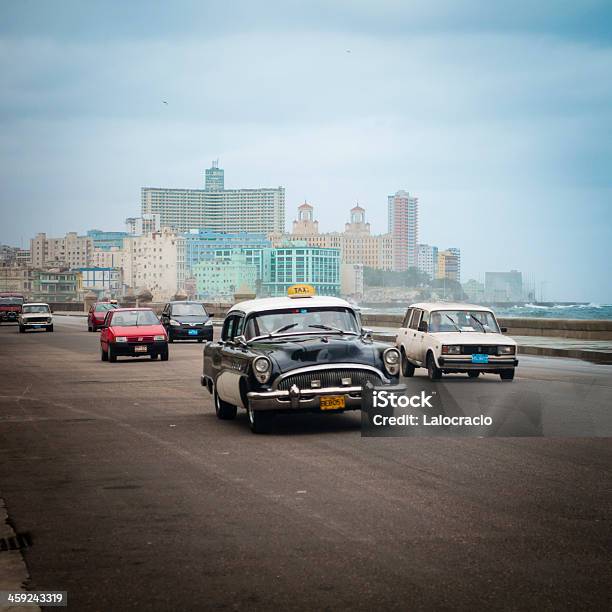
254, 357, 271, 373
253, 357, 272, 384
384, 348, 400, 364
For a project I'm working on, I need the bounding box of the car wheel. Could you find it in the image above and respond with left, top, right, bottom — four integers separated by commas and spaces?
248, 406, 273, 433
88, 324, 93, 332
468, 371, 480, 378
401, 351, 415, 377
101, 346, 108, 361
19, 325, 25, 333
160, 347, 169, 361
168, 332, 174, 343
500, 369, 515, 381
427, 353, 442, 381
150, 353, 158, 360
214, 389, 237, 420
108, 345, 117, 363
47, 325, 53, 332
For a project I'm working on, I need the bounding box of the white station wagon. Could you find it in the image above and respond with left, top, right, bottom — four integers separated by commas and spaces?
395, 302, 518, 381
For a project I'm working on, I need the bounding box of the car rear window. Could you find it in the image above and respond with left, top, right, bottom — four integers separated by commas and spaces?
95, 303, 117, 312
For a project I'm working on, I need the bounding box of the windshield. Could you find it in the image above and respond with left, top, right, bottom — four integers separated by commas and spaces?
429, 310, 500, 333
245, 307, 359, 340
110, 310, 159, 327
22, 305, 50, 314
0, 297, 24, 305
172, 303, 207, 317
95, 303, 117, 312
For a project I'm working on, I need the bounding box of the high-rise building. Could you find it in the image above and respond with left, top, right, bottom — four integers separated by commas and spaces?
30, 232, 94, 269
417, 244, 439, 279
437, 249, 461, 282
141, 163, 285, 234
387, 190, 418, 271
204, 160, 224, 191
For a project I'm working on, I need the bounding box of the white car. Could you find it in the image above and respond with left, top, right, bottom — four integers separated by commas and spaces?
19, 303, 54, 333
395, 302, 518, 381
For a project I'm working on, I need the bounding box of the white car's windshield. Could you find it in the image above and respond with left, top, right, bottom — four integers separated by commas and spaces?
23, 305, 50, 314
111, 310, 159, 327
245, 307, 359, 340
429, 310, 500, 333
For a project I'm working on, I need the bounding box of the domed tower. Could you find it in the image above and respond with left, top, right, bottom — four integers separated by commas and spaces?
292, 201, 319, 235
345, 204, 370, 235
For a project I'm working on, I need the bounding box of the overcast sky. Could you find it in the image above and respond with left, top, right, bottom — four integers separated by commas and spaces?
1, 1, 611, 301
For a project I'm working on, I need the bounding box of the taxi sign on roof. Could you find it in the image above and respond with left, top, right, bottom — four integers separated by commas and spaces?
287, 284, 316, 298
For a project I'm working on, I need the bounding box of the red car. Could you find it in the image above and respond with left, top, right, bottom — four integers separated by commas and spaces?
99, 308, 169, 362
88, 302, 118, 331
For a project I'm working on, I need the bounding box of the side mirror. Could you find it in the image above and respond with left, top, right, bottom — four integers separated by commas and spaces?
234, 334, 248, 347
418, 321, 428, 332
500, 327, 507, 333
361, 328, 373, 340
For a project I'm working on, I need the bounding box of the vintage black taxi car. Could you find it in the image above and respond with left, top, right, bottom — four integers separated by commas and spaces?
200, 285, 401, 433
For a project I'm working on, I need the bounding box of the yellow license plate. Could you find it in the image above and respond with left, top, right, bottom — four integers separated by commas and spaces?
320, 395, 345, 410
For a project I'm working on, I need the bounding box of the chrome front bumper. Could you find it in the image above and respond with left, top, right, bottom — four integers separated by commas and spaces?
438, 356, 518, 370
247, 384, 366, 412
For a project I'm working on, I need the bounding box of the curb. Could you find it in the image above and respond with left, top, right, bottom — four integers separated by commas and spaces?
0, 498, 39, 612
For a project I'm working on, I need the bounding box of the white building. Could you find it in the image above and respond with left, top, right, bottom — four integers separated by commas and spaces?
30, 232, 94, 269
341, 263, 364, 298
417, 244, 439, 279
141, 163, 285, 234
78, 267, 123, 298
125, 214, 161, 236
122, 228, 179, 301
92, 248, 123, 269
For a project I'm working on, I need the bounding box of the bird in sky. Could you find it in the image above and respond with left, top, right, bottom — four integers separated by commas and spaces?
162, 100, 168, 105
346, 49, 351, 53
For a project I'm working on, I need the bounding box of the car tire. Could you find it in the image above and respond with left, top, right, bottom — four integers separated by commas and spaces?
160, 347, 169, 361
248, 406, 273, 433
19, 325, 25, 333
500, 369, 515, 381
108, 345, 117, 363
101, 347, 108, 361
401, 351, 415, 377
427, 353, 442, 381
150, 353, 158, 360
214, 389, 237, 420
168, 332, 174, 343
47, 325, 53, 332
88, 324, 93, 332
468, 371, 480, 378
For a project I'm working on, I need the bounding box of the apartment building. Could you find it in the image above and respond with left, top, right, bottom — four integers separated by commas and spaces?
30, 232, 94, 269
141, 163, 285, 234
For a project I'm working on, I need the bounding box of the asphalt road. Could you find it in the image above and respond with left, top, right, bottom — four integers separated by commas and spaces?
1, 316, 611, 611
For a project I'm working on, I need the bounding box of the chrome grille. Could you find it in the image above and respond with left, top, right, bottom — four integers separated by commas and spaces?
26, 317, 49, 323
461, 345, 499, 355
276, 368, 383, 391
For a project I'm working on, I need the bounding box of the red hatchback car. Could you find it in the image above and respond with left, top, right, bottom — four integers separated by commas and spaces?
88, 302, 118, 331
100, 308, 169, 362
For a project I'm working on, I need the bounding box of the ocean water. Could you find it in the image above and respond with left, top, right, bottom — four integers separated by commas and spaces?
359, 303, 612, 320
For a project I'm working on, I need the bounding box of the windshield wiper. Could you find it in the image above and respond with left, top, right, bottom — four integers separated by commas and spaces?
268, 323, 298, 337
445, 315, 462, 332
469, 314, 486, 333
308, 324, 355, 335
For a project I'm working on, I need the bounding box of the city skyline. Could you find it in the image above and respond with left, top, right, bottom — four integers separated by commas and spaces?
1, 2, 611, 301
